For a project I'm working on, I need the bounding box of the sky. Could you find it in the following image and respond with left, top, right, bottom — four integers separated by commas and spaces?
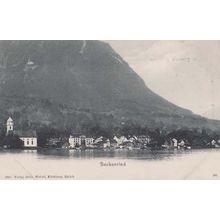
106, 41, 220, 119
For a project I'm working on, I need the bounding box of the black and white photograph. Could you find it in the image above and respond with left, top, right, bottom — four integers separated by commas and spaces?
0, 40, 220, 179
2, 1, 220, 220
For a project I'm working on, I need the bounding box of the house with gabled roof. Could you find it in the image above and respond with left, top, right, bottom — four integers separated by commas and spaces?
15, 130, 37, 147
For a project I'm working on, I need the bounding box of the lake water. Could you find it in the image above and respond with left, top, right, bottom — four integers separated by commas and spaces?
0, 148, 220, 179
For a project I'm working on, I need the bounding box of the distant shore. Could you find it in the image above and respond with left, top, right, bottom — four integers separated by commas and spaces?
0, 145, 218, 152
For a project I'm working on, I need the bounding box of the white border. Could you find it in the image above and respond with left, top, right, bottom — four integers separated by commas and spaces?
0, 0, 219, 40
0, 0, 220, 220
0, 180, 220, 220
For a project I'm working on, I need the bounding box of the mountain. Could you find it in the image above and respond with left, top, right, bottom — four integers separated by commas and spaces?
0, 40, 219, 134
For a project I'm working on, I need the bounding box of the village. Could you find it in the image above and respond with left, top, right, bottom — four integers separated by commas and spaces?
1, 117, 220, 151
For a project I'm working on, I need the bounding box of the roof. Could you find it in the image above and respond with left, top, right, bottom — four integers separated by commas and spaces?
96, 140, 108, 145
7, 117, 13, 122
15, 130, 37, 138
70, 133, 83, 138
70, 134, 93, 139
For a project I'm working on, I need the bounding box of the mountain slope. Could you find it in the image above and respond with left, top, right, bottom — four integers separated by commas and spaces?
0, 40, 219, 133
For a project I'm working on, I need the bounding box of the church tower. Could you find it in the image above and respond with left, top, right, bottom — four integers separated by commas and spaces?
6, 117, 13, 134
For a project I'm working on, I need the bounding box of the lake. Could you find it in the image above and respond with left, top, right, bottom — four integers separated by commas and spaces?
0, 148, 220, 179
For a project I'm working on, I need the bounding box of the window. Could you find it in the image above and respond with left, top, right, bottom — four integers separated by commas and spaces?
27, 139, 29, 145
31, 139, 34, 145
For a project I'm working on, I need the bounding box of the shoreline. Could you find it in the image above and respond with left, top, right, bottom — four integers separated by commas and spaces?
0, 146, 218, 152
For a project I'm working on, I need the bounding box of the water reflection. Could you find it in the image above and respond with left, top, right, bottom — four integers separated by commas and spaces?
36, 148, 194, 161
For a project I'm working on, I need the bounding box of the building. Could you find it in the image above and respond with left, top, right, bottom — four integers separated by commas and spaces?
103, 139, 110, 148
122, 141, 134, 149
137, 135, 151, 144
171, 138, 178, 148
85, 137, 94, 146
110, 139, 118, 148
5, 117, 37, 147
94, 136, 103, 144
93, 138, 110, 148
69, 135, 81, 147
69, 135, 94, 148
113, 136, 128, 145
61, 141, 70, 149
6, 117, 13, 134
15, 130, 38, 147
45, 137, 70, 148
178, 140, 185, 147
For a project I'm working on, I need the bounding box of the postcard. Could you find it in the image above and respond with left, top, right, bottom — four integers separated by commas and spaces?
0, 40, 219, 179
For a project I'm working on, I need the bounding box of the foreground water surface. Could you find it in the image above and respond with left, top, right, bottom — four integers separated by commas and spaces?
0, 148, 220, 179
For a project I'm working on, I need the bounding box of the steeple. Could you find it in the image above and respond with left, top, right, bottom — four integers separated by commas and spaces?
6, 117, 13, 134
27, 56, 34, 65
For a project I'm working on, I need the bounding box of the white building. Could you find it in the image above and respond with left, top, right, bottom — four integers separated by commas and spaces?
85, 137, 94, 146
18, 131, 38, 147
113, 136, 128, 145
103, 139, 110, 148
69, 136, 81, 147
178, 140, 185, 147
69, 135, 94, 148
94, 136, 103, 144
171, 138, 178, 148
6, 117, 13, 134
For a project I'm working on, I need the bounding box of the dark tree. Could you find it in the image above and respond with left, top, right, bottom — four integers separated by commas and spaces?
3, 133, 23, 148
